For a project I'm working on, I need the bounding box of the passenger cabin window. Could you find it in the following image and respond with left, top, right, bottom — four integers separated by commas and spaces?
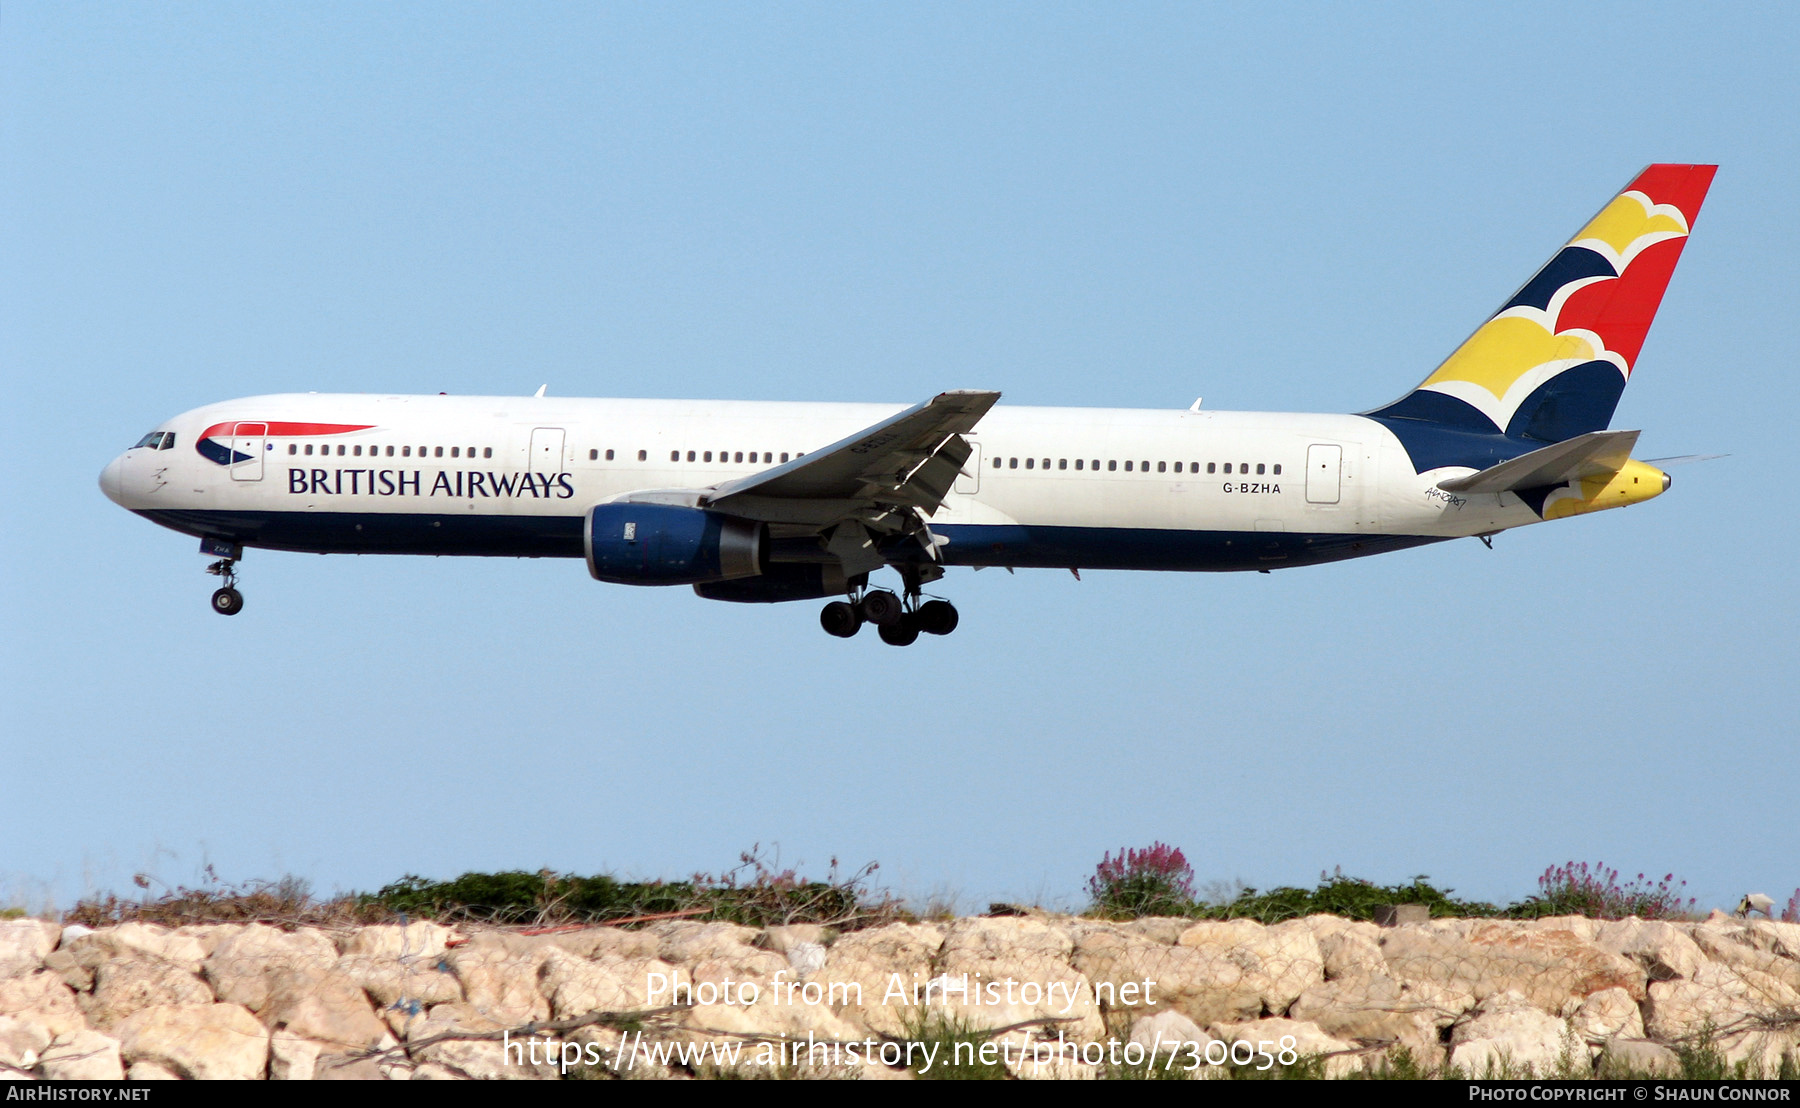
1124, 461, 1132, 471
638, 450, 647, 461
434, 447, 444, 458
289, 444, 297, 455
1208, 462, 1216, 473
687, 451, 696, 462
402, 446, 411, 457
451, 447, 460, 458
1273, 464, 1282, 475
1108, 460, 1117, 471
1075, 459, 1084, 470
305, 444, 315, 456
993, 457, 1002, 468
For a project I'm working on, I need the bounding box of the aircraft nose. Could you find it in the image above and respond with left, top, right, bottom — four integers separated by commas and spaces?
100, 455, 126, 506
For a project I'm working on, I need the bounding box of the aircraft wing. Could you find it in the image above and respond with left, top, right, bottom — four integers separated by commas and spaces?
698, 390, 1000, 525
1436, 429, 1640, 494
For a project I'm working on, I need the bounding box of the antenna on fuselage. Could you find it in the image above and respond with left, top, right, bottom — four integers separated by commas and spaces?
534, 384, 548, 398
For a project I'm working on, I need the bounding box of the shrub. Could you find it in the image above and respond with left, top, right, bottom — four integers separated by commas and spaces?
1511, 861, 1696, 920
1197, 868, 1497, 924
1783, 889, 1800, 924
1087, 842, 1196, 918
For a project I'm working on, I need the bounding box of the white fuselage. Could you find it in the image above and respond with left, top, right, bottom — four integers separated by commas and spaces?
103, 393, 1541, 575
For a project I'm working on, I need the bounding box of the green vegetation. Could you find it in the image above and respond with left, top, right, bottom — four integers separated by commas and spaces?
1193, 868, 1498, 923
898, 1011, 1012, 1080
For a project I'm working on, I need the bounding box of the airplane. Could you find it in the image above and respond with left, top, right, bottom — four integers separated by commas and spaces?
100, 164, 1716, 645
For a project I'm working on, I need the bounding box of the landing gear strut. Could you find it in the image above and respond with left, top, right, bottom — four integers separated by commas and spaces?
205, 557, 244, 616
817, 569, 958, 644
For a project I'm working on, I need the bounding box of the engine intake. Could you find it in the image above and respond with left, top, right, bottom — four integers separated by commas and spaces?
585, 504, 764, 585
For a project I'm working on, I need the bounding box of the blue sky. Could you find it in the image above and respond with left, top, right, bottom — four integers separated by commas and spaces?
4, 3, 1796, 916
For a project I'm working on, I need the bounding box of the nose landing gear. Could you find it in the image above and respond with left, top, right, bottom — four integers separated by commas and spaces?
207, 561, 244, 615
201, 538, 245, 615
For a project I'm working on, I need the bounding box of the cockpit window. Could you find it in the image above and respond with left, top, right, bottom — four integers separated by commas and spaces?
133, 431, 176, 450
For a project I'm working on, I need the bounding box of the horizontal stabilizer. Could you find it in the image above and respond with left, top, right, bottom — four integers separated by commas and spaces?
1436, 429, 1640, 494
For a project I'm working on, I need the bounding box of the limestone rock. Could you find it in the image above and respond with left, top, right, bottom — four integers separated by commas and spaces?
1382, 921, 1644, 1013
66, 923, 206, 975
1072, 928, 1260, 1026
539, 949, 685, 1019
37, 1029, 125, 1081
1177, 918, 1324, 1014
268, 1031, 321, 1081
82, 957, 215, 1029
41, 949, 90, 992
1740, 920, 1800, 960
259, 963, 390, 1049
202, 924, 339, 1012
1128, 1009, 1214, 1053
0, 972, 85, 1039
442, 939, 552, 1026
928, 917, 1102, 1042
126, 1061, 181, 1079
1119, 917, 1191, 946
1645, 962, 1800, 1047
1319, 929, 1388, 980
756, 924, 832, 954
1287, 974, 1457, 1066
0, 920, 60, 979
1594, 919, 1706, 981
335, 953, 464, 1009
649, 920, 761, 964
1448, 991, 1584, 1078
785, 941, 827, 977
407, 1004, 559, 1080
820, 923, 944, 1036
336, 922, 456, 961
171, 924, 245, 958
542, 926, 659, 961
1212, 1016, 1365, 1078
0, 1015, 51, 1070
1689, 925, 1800, 994
1597, 1037, 1681, 1077
114, 1003, 270, 1080
1572, 986, 1644, 1043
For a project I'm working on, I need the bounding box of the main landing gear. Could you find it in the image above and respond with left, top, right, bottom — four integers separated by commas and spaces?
818, 573, 959, 646
201, 538, 246, 616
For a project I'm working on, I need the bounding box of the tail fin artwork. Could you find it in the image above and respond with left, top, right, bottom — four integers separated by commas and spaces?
1366, 164, 1716, 472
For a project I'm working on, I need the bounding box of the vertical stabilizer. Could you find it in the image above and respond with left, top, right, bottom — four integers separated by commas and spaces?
1368, 165, 1715, 454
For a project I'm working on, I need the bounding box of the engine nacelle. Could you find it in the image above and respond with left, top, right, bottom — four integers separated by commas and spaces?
585, 504, 764, 585
693, 564, 853, 604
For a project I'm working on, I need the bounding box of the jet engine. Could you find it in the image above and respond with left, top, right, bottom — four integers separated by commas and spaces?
693, 564, 854, 604
585, 504, 764, 585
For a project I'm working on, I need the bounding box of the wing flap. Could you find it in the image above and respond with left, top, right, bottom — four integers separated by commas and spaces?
1437, 429, 1640, 494
704, 390, 999, 522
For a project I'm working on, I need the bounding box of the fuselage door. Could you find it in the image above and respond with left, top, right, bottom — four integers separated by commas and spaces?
230, 422, 267, 482
529, 427, 567, 475
954, 442, 982, 495
1305, 443, 1342, 504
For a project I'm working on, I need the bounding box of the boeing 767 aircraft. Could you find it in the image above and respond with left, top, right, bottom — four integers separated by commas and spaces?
101, 164, 1715, 645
